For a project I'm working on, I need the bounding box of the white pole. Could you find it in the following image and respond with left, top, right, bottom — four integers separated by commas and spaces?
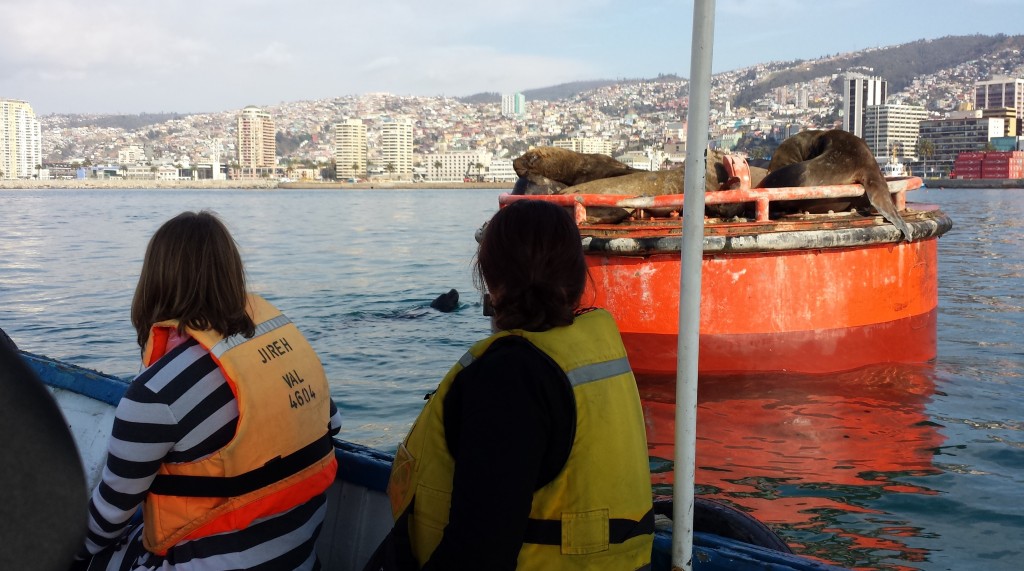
672, 1, 714, 570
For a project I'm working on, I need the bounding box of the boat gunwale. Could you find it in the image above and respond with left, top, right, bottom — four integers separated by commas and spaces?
581, 208, 953, 255
498, 176, 924, 223
21, 350, 394, 492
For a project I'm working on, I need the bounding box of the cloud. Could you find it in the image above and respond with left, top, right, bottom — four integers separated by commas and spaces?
2, 0, 1017, 114
249, 42, 295, 68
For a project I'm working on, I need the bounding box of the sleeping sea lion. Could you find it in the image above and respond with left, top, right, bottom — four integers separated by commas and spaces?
513, 149, 768, 222
758, 130, 913, 241
511, 173, 567, 196
513, 146, 641, 186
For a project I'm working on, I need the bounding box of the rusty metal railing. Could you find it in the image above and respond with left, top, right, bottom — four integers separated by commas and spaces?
498, 176, 923, 224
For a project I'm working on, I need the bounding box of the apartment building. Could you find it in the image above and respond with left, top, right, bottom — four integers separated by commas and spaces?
334, 118, 367, 180
380, 118, 414, 180
118, 144, 147, 165
975, 76, 1023, 135
552, 137, 616, 156
502, 93, 527, 118
863, 104, 928, 159
0, 99, 42, 179
236, 106, 276, 178
422, 151, 491, 182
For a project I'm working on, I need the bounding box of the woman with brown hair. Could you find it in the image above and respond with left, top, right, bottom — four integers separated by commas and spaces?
75, 211, 341, 571
383, 199, 654, 570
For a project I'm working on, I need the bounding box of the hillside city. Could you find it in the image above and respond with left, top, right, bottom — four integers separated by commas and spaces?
2, 38, 1024, 184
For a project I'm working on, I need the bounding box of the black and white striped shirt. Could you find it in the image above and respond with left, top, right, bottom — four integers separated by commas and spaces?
80, 337, 342, 571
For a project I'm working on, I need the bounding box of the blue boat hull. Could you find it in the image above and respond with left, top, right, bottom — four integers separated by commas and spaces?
22, 351, 847, 571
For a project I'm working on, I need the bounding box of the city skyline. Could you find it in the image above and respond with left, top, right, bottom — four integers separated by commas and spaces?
1, 0, 1019, 115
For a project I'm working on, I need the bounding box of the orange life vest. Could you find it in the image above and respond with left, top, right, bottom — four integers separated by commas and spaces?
140, 294, 337, 555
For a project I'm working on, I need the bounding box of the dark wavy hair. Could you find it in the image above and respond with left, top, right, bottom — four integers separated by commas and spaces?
475, 199, 588, 331
131, 211, 255, 349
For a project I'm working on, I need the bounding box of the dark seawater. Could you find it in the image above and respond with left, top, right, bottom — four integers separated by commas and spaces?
1, 187, 1021, 570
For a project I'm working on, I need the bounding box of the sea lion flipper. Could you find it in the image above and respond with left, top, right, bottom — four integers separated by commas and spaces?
864, 180, 913, 242
512, 174, 567, 196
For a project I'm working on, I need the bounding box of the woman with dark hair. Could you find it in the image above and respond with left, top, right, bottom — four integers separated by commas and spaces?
384, 199, 653, 570
75, 211, 342, 571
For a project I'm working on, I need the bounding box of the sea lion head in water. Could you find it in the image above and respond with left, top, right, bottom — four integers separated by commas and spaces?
758, 130, 913, 241
430, 289, 460, 312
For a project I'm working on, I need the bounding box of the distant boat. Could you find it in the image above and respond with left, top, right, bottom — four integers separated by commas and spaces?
882, 157, 908, 178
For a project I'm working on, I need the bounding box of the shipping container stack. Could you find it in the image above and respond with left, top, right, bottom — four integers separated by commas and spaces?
953, 151, 1024, 179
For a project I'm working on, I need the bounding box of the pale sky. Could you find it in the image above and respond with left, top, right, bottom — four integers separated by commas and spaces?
1, 0, 1018, 115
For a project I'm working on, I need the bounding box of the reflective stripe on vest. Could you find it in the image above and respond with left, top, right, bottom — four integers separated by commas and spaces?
141, 294, 337, 555
387, 309, 653, 570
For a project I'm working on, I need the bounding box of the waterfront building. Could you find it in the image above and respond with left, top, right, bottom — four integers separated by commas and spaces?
486, 158, 518, 182
863, 104, 928, 160
0, 99, 42, 180
917, 111, 1005, 176
334, 118, 368, 180
843, 75, 888, 138
380, 118, 414, 180
974, 76, 1023, 135
236, 106, 276, 179
422, 151, 491, 182
502, 93, 527, 118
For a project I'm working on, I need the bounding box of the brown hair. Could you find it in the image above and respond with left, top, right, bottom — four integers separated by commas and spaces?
131, 211, 255, 348
475, 199, 588, 331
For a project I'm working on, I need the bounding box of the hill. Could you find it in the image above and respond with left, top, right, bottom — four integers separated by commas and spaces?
63, 112, 190, 130
732, 34, 1024, 108
459, 75, 685, 104
43, 35, 1024, 130
460, 35, 1023, 108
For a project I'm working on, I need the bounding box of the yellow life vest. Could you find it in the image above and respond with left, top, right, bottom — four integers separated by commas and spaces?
387, 309, 653, 570
140, 294, 337, 555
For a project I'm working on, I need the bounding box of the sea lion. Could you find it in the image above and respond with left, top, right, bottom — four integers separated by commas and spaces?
511, 173, 567, 196
513, 149, 768, 222
758, 130, 913, 241
513, 146, 641, 186
430, 289, 460, 312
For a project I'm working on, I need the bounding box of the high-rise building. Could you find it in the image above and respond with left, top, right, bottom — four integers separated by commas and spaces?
843, 75, 887, 138
334, 119, 367, 180
380, 118, 414, 180
236, 106, 276, 178
501, 93, 527, 118
863, 104, 928, 159
975, 76, 1024, 135
0, 99, 42, 180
